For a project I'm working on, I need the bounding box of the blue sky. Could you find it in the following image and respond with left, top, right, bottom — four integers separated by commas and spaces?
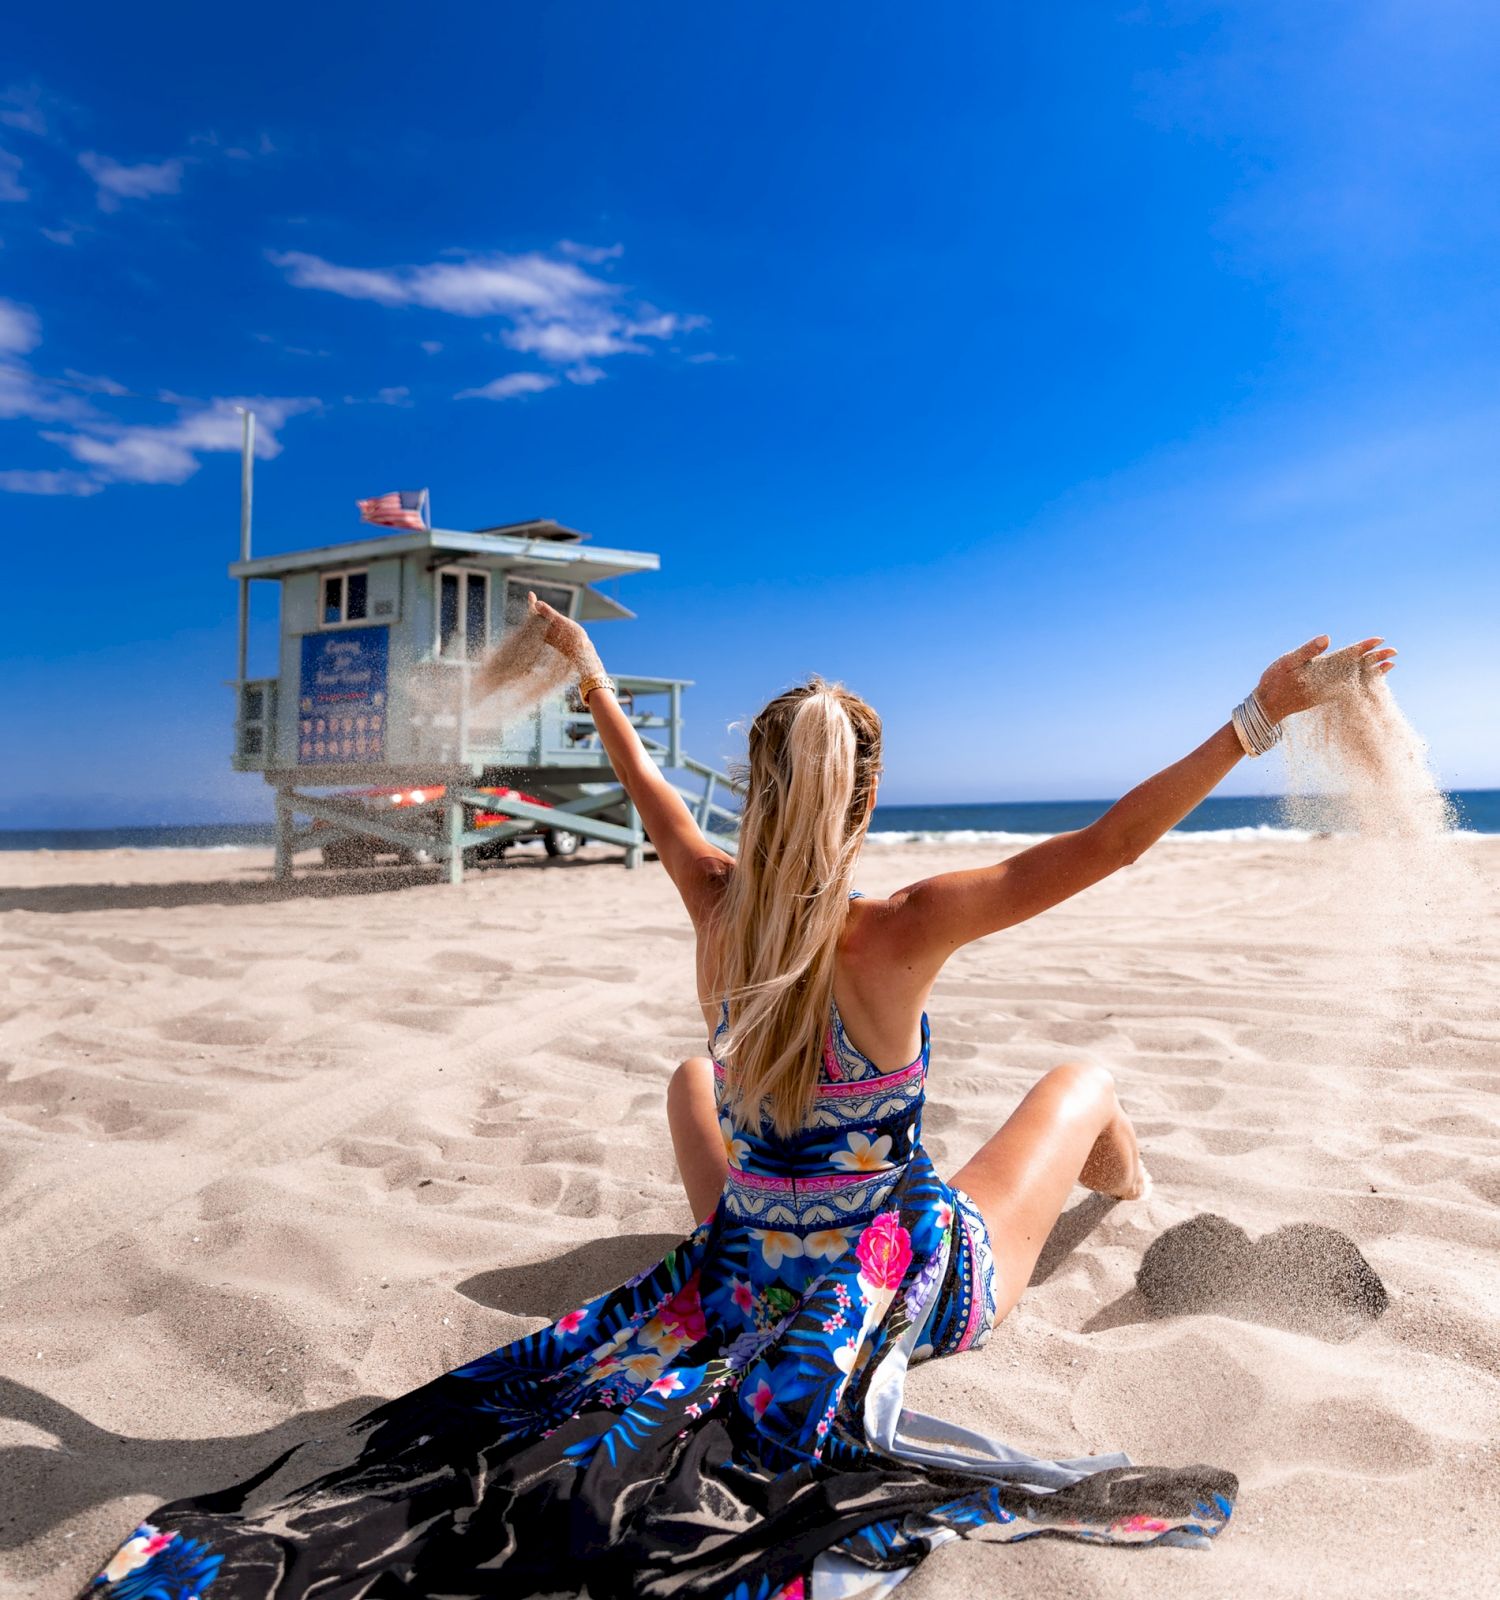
2, 2, 1496, 826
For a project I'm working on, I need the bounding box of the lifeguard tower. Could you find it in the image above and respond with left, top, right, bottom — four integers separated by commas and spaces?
229, 516, 740, 883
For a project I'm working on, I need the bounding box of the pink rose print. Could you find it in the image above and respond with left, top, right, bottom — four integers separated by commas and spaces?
556, 1308, 586, 1336
855, 1211, 912, 1290
659, 1279, 708, 1343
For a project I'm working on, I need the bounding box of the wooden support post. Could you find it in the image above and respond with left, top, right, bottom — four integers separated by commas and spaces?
273, 788, 294, 882
447, 795, 465, 886
696, 773, 715, 828
624, 798, 644, 870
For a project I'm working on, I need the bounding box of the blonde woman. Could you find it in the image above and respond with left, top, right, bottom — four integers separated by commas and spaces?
86, 611, 1394, 1600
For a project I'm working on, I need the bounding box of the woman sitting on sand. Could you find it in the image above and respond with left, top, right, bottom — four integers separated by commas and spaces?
89, 616, 1394, 1600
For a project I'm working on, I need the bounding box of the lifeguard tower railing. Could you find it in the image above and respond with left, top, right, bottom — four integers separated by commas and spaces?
237, 663, 742, 883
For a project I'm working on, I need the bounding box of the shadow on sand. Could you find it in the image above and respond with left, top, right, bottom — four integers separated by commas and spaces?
454, 1231, 686, 1321
0, 852, 630, 917
0, 1378, 380, 1554
1, 1229, 682, 1554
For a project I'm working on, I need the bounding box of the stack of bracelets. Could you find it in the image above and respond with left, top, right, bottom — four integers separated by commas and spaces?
1230, 691, 1282, 757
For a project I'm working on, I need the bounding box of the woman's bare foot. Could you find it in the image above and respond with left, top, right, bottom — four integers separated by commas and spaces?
1079, 1109, 1151, 1201
1113, 1158, 1153, 1203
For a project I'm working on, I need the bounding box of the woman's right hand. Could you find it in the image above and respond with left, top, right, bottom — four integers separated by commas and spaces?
528, 591, 605, 681
1255, 635, 1398, 723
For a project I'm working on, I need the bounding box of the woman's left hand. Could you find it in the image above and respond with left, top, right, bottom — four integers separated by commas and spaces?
1255, 635, 1398, 723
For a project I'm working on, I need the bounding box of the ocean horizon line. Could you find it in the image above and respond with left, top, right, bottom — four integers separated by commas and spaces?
1, 788, 1496, 851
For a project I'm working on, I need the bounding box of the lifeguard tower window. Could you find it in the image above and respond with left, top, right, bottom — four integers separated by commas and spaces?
321, 568, 369, 627
438, 566, 489, 659
504, 579, 576, 627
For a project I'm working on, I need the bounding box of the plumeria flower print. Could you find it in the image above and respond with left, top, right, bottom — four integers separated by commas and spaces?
803, 1227, 853, 1261
638, 1315, 676, 1352
750, 1228, 806, 1269
620, 1351, 664, 1381
719, 1117, 750, 1169
647, 1371, 685, 1398
747, 1379, 775, 1421
830, 1131, 893, 1172
101, 1524, 177, 1582
832, 1336, 864, 1375
556, 1308, 587, 1336
731, 1277, 755, 1315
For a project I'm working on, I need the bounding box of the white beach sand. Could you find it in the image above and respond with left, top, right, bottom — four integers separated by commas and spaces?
1, 838, 1496, 1598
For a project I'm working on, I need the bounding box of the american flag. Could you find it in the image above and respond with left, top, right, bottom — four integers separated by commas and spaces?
356, 488, 429, 530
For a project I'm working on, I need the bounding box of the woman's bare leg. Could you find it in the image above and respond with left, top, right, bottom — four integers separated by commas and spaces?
950, 1061, 1148, 1325
667, 1056, 729, 1221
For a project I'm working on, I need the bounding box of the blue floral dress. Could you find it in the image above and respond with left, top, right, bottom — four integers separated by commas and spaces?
85, 1000, 1235, 1599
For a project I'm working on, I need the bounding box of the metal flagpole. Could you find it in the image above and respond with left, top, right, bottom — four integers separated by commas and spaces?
236, 409, 256, 684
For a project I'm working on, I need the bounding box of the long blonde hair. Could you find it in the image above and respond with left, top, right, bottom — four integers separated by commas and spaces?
713, 677, 883, 1136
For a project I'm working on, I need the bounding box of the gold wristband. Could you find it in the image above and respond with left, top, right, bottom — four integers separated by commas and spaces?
578, 673, 616, 705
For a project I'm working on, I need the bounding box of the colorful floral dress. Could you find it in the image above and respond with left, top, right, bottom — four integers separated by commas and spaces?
86, 1002, 1235, 1599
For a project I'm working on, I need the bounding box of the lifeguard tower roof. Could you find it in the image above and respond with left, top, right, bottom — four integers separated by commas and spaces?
231, 519, 653, 622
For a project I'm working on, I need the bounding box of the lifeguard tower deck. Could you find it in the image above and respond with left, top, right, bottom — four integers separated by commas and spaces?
230, 518, 740, 882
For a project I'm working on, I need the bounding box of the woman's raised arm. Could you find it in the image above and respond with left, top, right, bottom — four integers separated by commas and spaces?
885, 634, 1396, 968
518, 594, 732, 922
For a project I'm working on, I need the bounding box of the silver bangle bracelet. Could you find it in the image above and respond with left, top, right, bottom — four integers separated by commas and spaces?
1231, 692, 1281, 757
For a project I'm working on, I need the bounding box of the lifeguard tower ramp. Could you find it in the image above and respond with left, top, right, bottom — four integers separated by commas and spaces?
230, 518, 741, 883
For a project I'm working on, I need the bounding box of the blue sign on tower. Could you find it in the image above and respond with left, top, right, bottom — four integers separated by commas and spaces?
298, 626, 389, 765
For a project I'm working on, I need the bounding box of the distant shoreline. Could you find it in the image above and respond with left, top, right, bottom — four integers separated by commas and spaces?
2, 789, 1496, 849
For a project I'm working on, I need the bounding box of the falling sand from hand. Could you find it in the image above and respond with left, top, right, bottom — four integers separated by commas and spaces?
469, 608, 576, 730
399, 610, 576, 742
1278, 659, 1480, 1068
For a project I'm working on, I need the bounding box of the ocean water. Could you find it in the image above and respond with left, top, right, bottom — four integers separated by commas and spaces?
867, 789, 1500, 843
1, 791, 1495, 851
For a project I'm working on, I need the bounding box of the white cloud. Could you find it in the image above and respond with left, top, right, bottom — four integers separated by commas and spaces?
502, 316, 634, 363
455, 372, 557, 401
374, 386, 411, 406
0, 310, 318, 494
559, 240, 624, 264
420, 340, 443, 354
0, 363, 95, 423
62, 368, 128, 396
42, 395, 317, 485
40, 224, 78, 245
194, 128, 277, 162
0, 308, 112, 426
0, 467, 101, 496
565, 364, 606, 386
271, 243, 705, 387
0, 149, 26, 202
269, 248, 609, 317
503, 307, 705, 364
78, 151, 184, 211
0, 84, 50, 137
0, 296, 40, 354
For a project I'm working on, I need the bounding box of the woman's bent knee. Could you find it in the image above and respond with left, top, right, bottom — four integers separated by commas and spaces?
1044, 1060, 1117, 1115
